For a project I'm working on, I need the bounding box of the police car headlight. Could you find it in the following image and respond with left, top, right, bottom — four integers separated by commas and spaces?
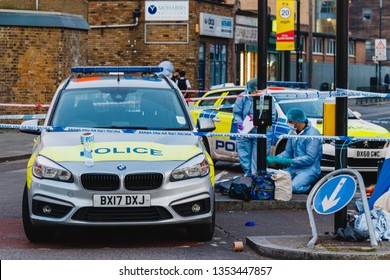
33, 156, 73, 182
170, 155, 210, 181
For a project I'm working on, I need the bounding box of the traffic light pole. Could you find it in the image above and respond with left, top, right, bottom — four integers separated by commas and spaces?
256, 0, 268, 172
334, 0, 349, 232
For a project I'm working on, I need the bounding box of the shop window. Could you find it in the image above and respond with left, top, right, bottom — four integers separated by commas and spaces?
267, 53, 279, 81
210, 43, 228, 87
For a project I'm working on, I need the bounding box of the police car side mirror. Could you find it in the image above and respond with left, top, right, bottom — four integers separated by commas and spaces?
197, 118, 215, 132
20, 119, 41, 135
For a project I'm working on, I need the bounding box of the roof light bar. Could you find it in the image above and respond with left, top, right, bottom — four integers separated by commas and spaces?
71, 66, 163, 74
267, 81, 308, 88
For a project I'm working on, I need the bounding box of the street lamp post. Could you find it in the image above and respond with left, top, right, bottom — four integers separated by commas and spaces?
296, 0, 301, 82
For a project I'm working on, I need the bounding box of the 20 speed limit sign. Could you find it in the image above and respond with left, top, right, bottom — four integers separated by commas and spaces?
279, 7, 291, 19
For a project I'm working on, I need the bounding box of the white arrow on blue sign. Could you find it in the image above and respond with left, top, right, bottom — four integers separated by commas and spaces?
313, 175, 356, 215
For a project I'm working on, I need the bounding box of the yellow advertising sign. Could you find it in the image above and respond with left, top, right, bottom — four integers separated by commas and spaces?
276, 0, 295, 51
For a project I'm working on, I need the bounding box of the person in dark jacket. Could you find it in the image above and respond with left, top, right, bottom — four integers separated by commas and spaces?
176, 70, 191, 98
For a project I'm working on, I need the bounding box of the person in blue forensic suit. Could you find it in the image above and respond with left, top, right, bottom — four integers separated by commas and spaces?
272, 108, 322, 193
233, 78, 274, 177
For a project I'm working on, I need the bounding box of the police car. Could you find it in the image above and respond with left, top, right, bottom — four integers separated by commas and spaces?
190, 84, 390, 172
21, 66, 216, 242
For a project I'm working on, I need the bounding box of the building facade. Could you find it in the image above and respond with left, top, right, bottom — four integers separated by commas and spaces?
2, 0, 389, 113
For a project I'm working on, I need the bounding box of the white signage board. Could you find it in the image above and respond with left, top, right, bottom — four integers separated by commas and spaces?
236, 15, 257, 27
375, 39, 387, 61
145, 0, 189, 21
235, 26, 257, 44
199, 13, 233, 39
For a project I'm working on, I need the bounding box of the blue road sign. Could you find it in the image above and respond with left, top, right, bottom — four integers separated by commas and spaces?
313, 175, 356, 215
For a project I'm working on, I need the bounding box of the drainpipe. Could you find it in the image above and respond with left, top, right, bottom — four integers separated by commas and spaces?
90, 9, 141, 29
36, 0, 39, 10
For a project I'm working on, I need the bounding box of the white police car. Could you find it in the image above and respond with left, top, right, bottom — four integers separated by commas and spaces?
21, 66, 216, 242
191, 84, 390, 173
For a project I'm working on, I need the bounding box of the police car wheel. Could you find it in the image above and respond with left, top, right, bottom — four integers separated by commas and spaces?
187, 206, 215, 241
22, 185, 56, 242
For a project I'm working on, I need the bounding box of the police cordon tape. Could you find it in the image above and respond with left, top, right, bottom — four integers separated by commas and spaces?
1, 88, 390, 121
188, 104, 234, 110
185, 88, 390, 102
336, 88, 390, 99
0, 103, 49, 108
3, 110, 390, 126
0, 88, 388, 110
0, 114, 46, 120
1, 123, 390, 142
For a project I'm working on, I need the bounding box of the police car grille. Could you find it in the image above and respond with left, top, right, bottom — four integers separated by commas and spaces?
125, 173, 163, 190
72, 207, 173, 222
348, 141, 387, 149
81, 173, 120, 191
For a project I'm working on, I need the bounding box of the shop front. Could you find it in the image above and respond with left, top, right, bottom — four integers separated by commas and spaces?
235, 13, 281, 85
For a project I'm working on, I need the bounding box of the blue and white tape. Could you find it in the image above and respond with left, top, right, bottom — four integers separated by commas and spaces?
188, 104, 234, 110
336, 88, 390, 99
0, 114, 46, 120
2, 123, 390, 142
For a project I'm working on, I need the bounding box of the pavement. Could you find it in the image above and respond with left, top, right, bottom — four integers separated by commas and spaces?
0, 128, 389, 259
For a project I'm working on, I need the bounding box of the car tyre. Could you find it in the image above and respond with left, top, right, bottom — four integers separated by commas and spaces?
187, 205, 215, 242
22, 184, 55, 242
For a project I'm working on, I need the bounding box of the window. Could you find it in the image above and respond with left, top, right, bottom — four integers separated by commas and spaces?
362, 8, 372, 21
326, 39, 335, 55
198, 92, 222, 107
198, 43, 205, 90
210, 43, 228, 86
219, 90, 245, 113
349, 40, 355, 56
313, 37, 323, 53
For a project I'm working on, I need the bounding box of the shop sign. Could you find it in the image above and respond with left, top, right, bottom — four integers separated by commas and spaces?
199, 13, 233, 39
145, 0, 189, 21
235, 26, 257, 44
236, 15, 257, 27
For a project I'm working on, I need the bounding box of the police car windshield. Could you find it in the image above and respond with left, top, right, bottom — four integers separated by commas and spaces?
278, 99, 356, 119
50, 87, 190, 130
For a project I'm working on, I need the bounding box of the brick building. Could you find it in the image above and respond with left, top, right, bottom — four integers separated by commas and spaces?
0, 9, 89, 116
1, 0, 386, 116
87, 0, 235, 91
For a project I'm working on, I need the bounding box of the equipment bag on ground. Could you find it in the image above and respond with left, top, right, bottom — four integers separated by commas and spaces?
251, 171, 275, 200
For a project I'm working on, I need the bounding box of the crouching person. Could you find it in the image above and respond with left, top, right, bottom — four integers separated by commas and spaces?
274, 108, 322, 194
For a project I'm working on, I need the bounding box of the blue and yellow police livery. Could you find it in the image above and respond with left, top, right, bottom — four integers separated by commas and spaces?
191, 85, 390, 173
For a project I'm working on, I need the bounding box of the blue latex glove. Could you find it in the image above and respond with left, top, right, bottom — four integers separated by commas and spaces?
237, 122, 244, 131
267, 156, 293, 166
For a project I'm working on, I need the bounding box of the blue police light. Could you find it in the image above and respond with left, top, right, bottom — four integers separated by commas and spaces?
71, 66, 163, 74
267, 81, 308, 88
